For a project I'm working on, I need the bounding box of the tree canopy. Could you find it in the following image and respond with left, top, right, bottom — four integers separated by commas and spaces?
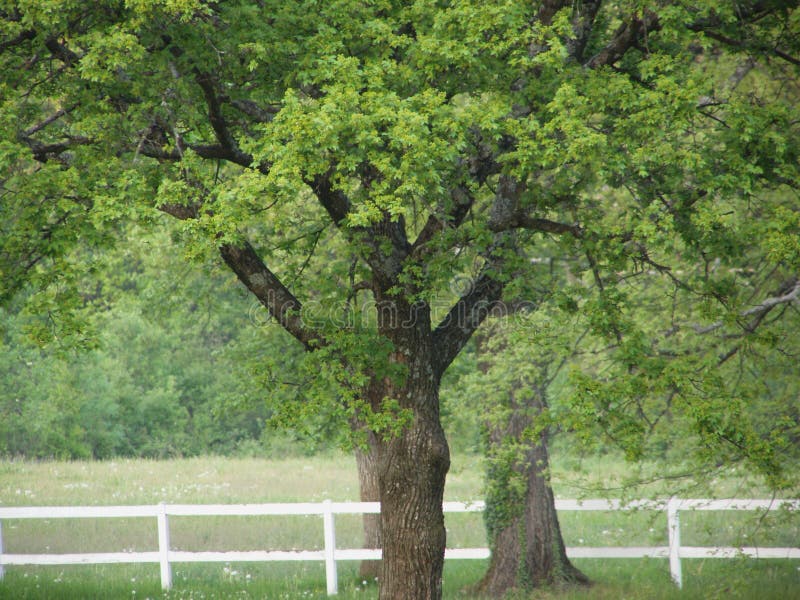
2, 1, 799, 597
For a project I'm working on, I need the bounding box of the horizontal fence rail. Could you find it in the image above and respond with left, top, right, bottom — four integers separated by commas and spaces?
0, 499, 798, 594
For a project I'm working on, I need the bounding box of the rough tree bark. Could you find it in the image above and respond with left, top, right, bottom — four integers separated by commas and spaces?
368, 295, 451, 600
355, 445, 381, 579
374, 399, 450, 600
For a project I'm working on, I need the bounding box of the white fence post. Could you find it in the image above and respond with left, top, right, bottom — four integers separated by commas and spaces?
0, 517, 4, 580
322, 499, 338, 595
157, 502, 172, 590
667, 498, 682, 588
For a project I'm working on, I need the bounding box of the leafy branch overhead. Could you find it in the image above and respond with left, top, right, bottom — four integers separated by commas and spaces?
0, 0, 796, 395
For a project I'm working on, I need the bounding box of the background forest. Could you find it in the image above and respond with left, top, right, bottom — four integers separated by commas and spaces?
0, 224, 299, 459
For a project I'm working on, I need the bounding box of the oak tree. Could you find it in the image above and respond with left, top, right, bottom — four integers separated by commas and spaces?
2, 1, 799, 598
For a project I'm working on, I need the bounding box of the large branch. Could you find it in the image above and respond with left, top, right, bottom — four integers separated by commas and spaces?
18, 133, 92, 163
0, 28, 35, 53
692, 277, 800, 335
490, 213, 583, 237
194, 71, 256, 168
585, 11, 659, 69
150, 84, 375, 331
530, 0, 603, 62
138, 139, 246, 162
410, 187, 471, 257
158, 201, 322, 350
410, 143, 499, 259
310, 170, 351, 225
23, 104, 78, 136
310, 169, 410, 290
567, 0, 602, 62
536, 0, 571, 27
585, 3, 800, 69
432, 261, 506, 376
219, 242, 322, 350
485, 175, 583, 237
230, 99, 280, 123
44, 36, 80, 65
432, 178, 522, 373
361, 214, 411, 290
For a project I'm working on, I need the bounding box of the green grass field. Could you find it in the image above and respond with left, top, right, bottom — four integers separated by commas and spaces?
0, 453, 798, 599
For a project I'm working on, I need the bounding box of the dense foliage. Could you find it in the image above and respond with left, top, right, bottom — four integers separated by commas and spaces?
2, 2, 799, 596
1, 227, 288, 458
1, 0, 797, 465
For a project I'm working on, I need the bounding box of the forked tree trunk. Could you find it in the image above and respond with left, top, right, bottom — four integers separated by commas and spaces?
218, 204, 464, 600
369, 296, 450, 600
477, 392, 588, 596
355, 445, 381, 579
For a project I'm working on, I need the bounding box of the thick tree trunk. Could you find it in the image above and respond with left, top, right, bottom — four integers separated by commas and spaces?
477, 394, 588, 596
376, 408, 449, 600
355, 445, 381, 579
368, 296, 450, 600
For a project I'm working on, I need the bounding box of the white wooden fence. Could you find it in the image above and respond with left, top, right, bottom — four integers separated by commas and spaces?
0, 498, 798, 595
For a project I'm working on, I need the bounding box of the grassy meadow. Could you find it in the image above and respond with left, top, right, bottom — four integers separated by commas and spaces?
0, 452, 798, 599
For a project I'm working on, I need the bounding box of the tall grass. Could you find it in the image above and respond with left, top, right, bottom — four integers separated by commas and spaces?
0, 452, 798, 599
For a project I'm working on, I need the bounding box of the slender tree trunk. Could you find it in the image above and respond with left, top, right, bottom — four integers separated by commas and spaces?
477, 392, 588, 596
355, 445, 381, 579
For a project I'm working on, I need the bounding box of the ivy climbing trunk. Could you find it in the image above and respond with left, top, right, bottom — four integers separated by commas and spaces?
478, 390, 588, 596
355, 445, 381, 579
